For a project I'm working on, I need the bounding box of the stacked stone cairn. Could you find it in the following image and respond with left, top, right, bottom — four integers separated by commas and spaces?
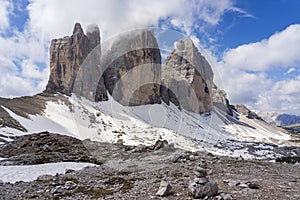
189, 160, 218, 198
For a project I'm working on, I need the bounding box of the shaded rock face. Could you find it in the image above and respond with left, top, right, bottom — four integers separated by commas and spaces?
162, 38, 213, 113
102, 30, 162, 106
45, 23, 107, 101
212, 84, 232, 115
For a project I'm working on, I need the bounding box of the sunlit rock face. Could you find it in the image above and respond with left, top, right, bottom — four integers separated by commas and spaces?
45, 23, 107, 101
162, 38, 213, 113
44, 23, 227, 114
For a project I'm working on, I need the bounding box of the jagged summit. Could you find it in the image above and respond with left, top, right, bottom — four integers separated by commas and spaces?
45, 23, 101, 96
173, 38, 214, 82
161, 38, 215, 113
44, 23, 230, 114
86, 24, 101, 50
72, 22, 84, 34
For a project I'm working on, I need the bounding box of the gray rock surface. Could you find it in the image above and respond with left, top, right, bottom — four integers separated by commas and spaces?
189, 161, 219, 198
102, 29, 162, 106
234, 104, 262, 120
212, 83, 232, 115
162, 38, 213, 113
0, 131, 100, 165
156, 181, 172, 196
0, 133, 300, 199
45, 23, 108, 101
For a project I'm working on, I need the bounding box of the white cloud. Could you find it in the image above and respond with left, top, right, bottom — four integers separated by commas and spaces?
0, 0, 13, 32
1, 0, 237, 98
223, 24, 300, 71
286, 67, 296, 74
26, 0, 236, 39
255, 76, 300, 114
217, 24, 300, 114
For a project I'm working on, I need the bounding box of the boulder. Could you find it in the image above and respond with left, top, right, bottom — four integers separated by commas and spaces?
156, 181, 172, 196
189, 180, 218, 198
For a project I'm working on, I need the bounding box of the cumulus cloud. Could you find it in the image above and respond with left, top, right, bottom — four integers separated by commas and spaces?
217, 24, 300, 114
223, 24, 300, 71
1, 0, 238, 98
26, 0, 236, 40
0, 0, 13, 32
255, 76, 300, 114
3, 0, 298, 115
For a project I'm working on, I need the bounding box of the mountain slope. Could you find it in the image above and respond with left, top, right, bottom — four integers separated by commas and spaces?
1, 94, 298, 160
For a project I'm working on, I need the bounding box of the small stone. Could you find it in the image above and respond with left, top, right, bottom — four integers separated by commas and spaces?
153, 140, 168, 150
37, 190, 44, 194
41, 144, 53, 152
198, 160, 208, 169
51, 186, 63, 194
189, 155, 195, 161
171, 153, 183, 163
156, 181, 172, 197
225, 180, 240, 187
194, 167, 207, 177
247, 181, 260, 189
189, 180, 218, 198
64, 181, 77, 190
220, 193, 233, 200
65, 169, 75, 174
194, 177, 209, 185
238, 183, 249, 188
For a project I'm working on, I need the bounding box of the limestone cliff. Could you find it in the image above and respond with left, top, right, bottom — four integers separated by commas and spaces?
162, 38, 213, 113
45, 23, 107, 101
101, 29, 162, 106
212, 84, 232, 115
44, 23, 234, 114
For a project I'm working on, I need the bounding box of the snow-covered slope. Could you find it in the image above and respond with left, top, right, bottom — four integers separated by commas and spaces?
0, 94, 295, 159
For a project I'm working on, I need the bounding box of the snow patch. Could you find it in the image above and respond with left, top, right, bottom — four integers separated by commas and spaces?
0, 162, 97, 183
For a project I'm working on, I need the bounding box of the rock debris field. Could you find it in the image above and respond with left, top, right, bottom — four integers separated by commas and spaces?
0, 132, 299, 200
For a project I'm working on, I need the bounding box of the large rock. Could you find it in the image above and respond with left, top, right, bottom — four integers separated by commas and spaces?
45, 23, 107, 101
101, 29, 162, 106
234, 104, 262, 120
162, 38, 213, 113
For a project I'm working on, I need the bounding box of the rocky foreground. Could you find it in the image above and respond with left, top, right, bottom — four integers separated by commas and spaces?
0, 132, 299, 200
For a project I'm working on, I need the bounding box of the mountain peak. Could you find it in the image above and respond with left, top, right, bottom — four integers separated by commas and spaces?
72, 22, 84, 35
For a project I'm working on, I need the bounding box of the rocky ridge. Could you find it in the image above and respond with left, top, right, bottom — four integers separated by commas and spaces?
234, 104, 262, 120
44, 23, 231, 114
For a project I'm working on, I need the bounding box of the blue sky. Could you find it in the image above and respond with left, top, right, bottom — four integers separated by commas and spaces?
220, 0, 300, 50
0, 0, 299, 114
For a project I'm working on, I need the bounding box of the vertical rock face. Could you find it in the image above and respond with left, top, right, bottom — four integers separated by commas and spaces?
44, 23, 233, 115
45, 23, 107, 101
101, 29, 162, 106
212, 84, 232, 115
162, 38, 213, 113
